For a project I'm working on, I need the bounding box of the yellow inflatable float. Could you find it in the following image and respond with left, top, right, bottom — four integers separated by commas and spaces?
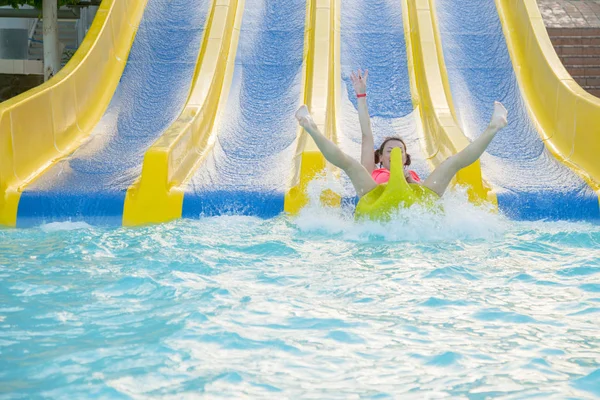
355, 147, 439, 221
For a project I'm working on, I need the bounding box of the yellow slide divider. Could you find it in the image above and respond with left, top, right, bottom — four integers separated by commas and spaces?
403, 0, 496, 205
0, 0, 147, 227
496, 0, 600, 196
122, 0, 245, 226
284, 0, 341, 214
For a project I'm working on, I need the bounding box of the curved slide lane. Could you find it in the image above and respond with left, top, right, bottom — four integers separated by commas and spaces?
434, 0, 599, 220
337, 0, 431, 201
16, 0, 211, 227
0, 0, 147, 228
181, 0, 306, 218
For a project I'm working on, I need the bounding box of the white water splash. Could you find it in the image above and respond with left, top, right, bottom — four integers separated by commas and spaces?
40, 221, 93, 232
293, 174, 508, 242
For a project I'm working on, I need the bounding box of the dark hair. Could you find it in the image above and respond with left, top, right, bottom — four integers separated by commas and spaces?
374, 137, 411, 166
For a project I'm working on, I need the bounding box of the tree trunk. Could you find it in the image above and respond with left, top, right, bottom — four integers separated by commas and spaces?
42, 0, 60, 81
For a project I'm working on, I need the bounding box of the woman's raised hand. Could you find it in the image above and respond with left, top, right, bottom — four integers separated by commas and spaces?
490, 101, 508, 131
295, 105, 318, 132
350, 69, 369, 95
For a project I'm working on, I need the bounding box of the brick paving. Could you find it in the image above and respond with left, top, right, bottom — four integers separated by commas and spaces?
538, 0, 600, 27
537, 1, 600, 95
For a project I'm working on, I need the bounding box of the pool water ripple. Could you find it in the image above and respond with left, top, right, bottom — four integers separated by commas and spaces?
0, 204, 599, 398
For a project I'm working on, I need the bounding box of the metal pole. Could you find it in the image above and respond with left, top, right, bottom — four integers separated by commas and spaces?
42, 0, 60, 81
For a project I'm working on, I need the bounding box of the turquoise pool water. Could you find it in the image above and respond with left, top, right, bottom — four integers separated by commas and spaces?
1, 194, 599, 398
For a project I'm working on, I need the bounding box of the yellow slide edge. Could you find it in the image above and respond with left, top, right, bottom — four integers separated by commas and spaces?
284, 0, 342, 214
496, 0, 600, 196
122, 0, 245, 226
0, 0, 148, 227
404, 0, 497, 205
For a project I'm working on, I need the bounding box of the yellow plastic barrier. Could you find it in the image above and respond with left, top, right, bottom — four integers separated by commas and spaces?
403, 0, 496, 205
122, 0, 245, 226
0, 0, 148, 227
284, 0, 342, 214
496, 0, 600, 194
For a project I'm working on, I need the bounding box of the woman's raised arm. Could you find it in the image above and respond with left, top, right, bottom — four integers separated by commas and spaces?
350, 69, 376, 173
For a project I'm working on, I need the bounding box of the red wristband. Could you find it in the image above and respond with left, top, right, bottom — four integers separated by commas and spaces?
356, 93, 367, 98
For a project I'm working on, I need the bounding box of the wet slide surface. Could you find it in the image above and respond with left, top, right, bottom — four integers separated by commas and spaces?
338, 0, 429, 202
182, 0, 305, 218
17, 0, 210, 227
435, 0, 599, 220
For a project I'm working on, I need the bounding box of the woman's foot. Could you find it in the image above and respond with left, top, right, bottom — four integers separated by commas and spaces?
490, 101, 508, 131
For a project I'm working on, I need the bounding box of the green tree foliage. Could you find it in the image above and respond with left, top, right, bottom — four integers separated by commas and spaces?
0, 0, 80, 8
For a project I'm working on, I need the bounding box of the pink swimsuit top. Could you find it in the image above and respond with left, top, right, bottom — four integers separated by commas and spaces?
371, 168, 421, 184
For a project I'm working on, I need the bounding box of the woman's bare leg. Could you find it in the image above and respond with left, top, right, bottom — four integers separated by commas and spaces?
424, 102, 508, 196
296, 106, 377, 197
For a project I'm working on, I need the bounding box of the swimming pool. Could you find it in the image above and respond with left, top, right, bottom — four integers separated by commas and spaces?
1, 193, 599, 398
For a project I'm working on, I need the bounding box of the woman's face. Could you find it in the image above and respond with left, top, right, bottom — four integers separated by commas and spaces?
380, 140, 407, 170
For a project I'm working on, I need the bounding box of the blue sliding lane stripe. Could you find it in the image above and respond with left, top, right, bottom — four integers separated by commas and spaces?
338, 0, 429, 203
182, 0, 305, 219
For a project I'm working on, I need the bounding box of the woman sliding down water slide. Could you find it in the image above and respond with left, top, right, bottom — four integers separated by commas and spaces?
295, 69, 509, 219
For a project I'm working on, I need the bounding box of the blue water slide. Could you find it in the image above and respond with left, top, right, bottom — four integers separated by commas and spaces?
181, 0, 306, 218
16, 0, 210, 227
337, 0, 429, 202
435, 0, 599, 220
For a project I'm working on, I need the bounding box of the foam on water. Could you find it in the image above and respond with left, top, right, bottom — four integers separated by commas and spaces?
40, 221, 94, 232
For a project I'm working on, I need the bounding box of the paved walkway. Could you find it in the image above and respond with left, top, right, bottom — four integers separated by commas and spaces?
538, 0, 600, 27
